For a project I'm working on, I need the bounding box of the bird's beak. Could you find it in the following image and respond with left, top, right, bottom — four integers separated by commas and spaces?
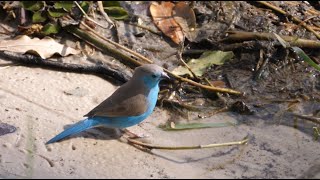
161, 71, 170, 80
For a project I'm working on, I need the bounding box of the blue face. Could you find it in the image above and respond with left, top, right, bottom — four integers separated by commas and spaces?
143, 72, 162, 88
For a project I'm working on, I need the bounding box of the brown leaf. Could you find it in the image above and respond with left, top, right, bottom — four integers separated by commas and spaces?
150, 1, 184, 44
173, 2, 198, 42
210, 80, 226, 88
18, 24, 43, 35
0, 35, 80, 59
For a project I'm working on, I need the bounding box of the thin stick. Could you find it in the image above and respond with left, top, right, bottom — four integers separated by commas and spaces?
0, 24, 13, 34
74, 1, 108, 29
66, 25, 144, 66
97, 1, 115, 28
165, 69, 242, 95
204, 78, 213, 87
254, 55, 270, 81
68, 24, 242, 95
313, 127, 319, 140
291, 112, 320, 125
256, 1, 320, 39
177, 43, 199, 79
126, 22, 162, 35
126, 135, 249, 150
0, 51, 130, 82
223, 31, 320, 49
80, 21, 153, 64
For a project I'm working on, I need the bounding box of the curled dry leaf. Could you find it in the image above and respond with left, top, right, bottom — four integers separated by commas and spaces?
173, 2, 198, 42
150, 1, 184, 44
0, 35, 80, 59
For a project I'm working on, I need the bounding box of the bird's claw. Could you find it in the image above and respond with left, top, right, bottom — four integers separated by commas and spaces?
122, 129, 149, 139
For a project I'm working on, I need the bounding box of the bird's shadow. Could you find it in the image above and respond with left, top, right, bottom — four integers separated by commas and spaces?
56, 124, 246, 166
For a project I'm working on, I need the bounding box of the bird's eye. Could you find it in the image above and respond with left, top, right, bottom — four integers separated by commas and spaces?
152, 74, 157, 78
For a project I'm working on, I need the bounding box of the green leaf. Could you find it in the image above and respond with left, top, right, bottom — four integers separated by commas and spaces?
41, 23, 61, 35
159, 122, 236, 131
172, 50, 234, 76
21, 1, 45, 11
291, 47, 320, 71
32, 11, 47, 23
54, 1, 74, 12
79, 1, 89, 13
104, 7, 129, 20
313, 127, 319, 140
48, 7, 66, 18
102, 1, 121, 7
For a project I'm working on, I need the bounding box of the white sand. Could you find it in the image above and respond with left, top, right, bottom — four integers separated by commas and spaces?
0, 62, 319, 178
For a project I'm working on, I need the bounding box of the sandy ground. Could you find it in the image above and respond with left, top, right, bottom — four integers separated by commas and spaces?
0, 61, 320, 178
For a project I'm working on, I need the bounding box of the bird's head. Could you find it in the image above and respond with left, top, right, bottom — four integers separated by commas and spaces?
133, 64, 170, 88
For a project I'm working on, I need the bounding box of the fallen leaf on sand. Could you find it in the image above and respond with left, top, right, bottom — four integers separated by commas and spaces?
0, 35, 80, 59
173, 2, 198, 41
150, 1, 184, 44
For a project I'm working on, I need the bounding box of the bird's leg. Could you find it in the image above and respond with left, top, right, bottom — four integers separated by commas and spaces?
113, 128, 123, 138
121, 129, 147, 139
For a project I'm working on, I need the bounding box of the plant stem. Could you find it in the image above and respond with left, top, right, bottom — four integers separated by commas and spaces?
126, 135, 249, 150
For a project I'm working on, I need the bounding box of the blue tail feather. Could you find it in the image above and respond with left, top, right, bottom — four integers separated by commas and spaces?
46, 118, 99, 144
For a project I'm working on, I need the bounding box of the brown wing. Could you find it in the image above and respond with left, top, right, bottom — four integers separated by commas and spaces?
84, 83, 148, 118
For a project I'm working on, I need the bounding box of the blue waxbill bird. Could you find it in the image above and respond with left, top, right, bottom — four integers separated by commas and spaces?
46, 64, 169, 144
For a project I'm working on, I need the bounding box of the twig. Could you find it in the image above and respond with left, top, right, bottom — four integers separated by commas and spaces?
80, 21, 153, 64
300, 15, 318, 27
0, 51, 130, 83
256, 1, 320, 39
290, 112, 320, 125
204, 77, 215, 87
177, 43, 199, 80
263, 98, 301, 103
0, 24, 13, 34
165, 69, 242, 95
218, 41, 269, 51
20, 7, 26, 25
96, 1, 120, 43
160, 121, 236, 131
65, 25, 144, 67
74, 1, 109, 29
126, 135, 249, 150
254, 53, 270, 81
223, 31, 320, 49
313, 127, 319, 140
126, 22, 162, 35
66, 25, 242, 95
97, 1, 115, 28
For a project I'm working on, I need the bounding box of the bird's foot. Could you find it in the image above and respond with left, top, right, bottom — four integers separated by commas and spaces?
121, 129, 149, 139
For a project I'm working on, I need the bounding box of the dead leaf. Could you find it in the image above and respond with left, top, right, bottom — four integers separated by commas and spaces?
0, 35, 80, 59
173, 2, 198, 41
18, 24, 43, 35
150, 2, 184, 44
172, 50, 234, 76
210, 80, 226, 88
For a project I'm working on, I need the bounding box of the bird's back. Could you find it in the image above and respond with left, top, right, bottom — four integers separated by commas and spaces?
84, 80, 149, 118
